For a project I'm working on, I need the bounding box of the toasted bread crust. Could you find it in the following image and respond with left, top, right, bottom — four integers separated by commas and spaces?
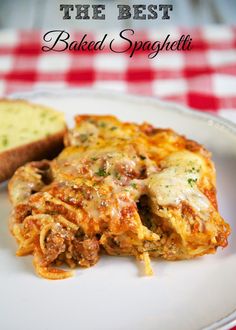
0, 130, 66, 183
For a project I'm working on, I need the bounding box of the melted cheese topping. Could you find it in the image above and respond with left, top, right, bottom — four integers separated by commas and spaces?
147, 167, 210, 211
147, 151, 211, 212
52, 145, 147, 234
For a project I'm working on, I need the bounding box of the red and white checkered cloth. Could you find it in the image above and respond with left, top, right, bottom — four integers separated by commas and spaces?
0, 27, 236, 123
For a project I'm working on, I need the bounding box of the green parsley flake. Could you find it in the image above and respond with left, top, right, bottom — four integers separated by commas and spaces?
1, 135, 8, 147
114, 172, 121, 180
188, 166, 200, 174
96, 168, 108, 177
49, 115, 57, 121
79, 134, 88, 142
40, 112, 47, 118
187, 178, 197, 187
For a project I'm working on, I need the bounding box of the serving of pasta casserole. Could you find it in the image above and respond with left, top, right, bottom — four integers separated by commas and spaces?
8, 115, 230, 279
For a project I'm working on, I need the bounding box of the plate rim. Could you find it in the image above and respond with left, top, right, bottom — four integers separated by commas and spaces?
9, 87, 236, 138
7, 87, 236, 330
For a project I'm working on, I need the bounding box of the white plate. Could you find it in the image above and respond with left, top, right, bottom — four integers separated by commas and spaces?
1, 89, 236, 330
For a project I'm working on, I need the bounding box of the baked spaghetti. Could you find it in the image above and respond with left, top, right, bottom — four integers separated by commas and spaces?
8, 115, 230, 279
